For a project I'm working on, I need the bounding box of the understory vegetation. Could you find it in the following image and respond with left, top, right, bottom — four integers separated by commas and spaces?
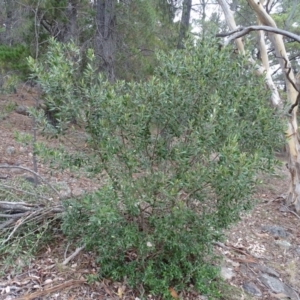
0, 44, 30, 92
0, 39, 284, 300
16, 38, 284, 298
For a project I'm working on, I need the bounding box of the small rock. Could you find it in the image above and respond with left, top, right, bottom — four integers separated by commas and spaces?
15, 105, 29, 116
261, 225, 288, 238
284, 284, 300, 300
275, 240, 292, 249
6, 146, 16, 155
19, 146, 26, 153
225, 258, 240, 267
220, 267, 235, 280
259, 274, 285, 293
242, 282, 262, 297
72, 187, 84, 197
56, 181, 71, 199
257, 265, 279, 277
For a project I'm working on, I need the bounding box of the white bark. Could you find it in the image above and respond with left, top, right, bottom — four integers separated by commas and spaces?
218, 0, 300, 212
217, 25, 300, 44
217, 0, 244, 54
217, 0, 282, 107
247, 0, 300, 212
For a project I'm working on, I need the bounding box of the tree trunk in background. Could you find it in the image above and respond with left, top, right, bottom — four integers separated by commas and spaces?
94, 0, 116, 82
39, 1, 78, 43
2, 0, 14, 45
247, 0, 300, 212
218, 0, 281, 107
63, 0, 78, 43
177, 0, 192, 49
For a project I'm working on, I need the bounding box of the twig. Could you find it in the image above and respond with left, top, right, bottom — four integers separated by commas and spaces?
283, 205, 300, 220
64, 242, 70, 260
0, 212, 32, 245
0, 205, 64, 230
0, 219, 15, 230
0, 213, 29, 219
13, 279, 86, 300
62, 245, 86, 265
217, 25, 300, 44
0, 201, 39, 211
0, 183, 51, 200
0, 165, 59, 197
212, 241, 228, 249
276, 55, 300, 114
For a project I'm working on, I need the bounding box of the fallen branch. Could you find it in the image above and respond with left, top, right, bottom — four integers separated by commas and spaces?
0, 201, 40, 212
0, 219, 15, 230
13, 279, 86, 300
217, 25, 300, 45
63, 245, 86, 265
0, 204, 64, 233
0, 165, 59, 197
1, 212, 32, 245
0, 183, 52, 200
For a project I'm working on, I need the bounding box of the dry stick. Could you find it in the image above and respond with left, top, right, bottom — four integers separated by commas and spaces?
283, 205, 300, 220
0, 213, 29, 219
0, 205, 64, 231
0, 219, 15, 230
0, 183, 51, 200
0, 201, 39, 211
276, 55, 300, 114
62, 245, 86, 265
64, 242, 70, 260
13, 279, 86, 300
32, 99, 39, 187
216, 25, 300, 44
0, 212, 32, 245
0, 165, 59, 197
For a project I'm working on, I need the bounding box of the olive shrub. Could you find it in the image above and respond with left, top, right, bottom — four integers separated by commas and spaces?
28, 38, 283, 298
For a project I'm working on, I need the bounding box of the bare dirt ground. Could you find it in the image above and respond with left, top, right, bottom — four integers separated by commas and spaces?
0, 85, 299, 300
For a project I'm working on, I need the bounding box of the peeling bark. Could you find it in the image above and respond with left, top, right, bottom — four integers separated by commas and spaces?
217, 0, 282, 108
217, 0, 245, 54
219, 0, 300, 212
248, 0, 300, 212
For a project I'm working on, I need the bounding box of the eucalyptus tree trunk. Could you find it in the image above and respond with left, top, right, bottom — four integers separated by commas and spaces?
218, 0, 300, 212
94, 0, 116, 82
217, 0, 281, 107
247, 0, 300, 212
177, 0, 192, 49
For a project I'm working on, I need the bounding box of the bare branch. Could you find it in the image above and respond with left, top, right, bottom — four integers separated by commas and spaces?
0, 165, 59, 197
278, 56, 300, 114
62, 245, 86, 265
217, 25, 300, 45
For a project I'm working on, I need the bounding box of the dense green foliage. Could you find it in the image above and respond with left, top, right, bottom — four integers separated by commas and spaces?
0, 45, 29, 73
0, 45, 30, 92
28, 38, 283, 298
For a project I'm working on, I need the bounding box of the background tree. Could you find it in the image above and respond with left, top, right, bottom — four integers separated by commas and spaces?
94, 0, 116, 81
218, 0, 300, 212
177, 0, 192, 48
